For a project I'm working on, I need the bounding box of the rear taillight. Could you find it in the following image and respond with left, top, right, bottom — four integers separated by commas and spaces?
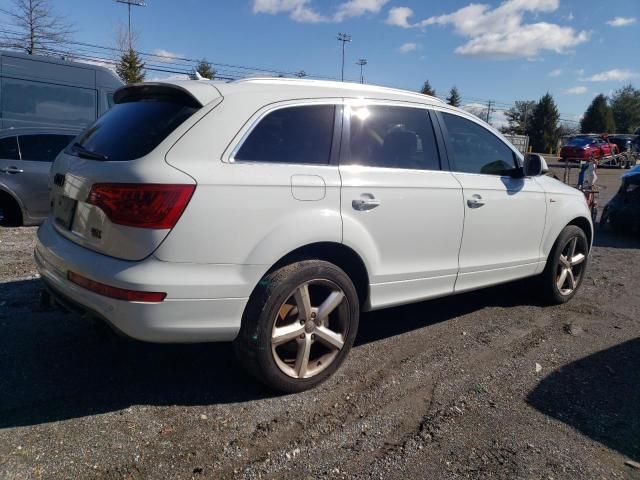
86, 183, 195, 229
68, 271, 166, 302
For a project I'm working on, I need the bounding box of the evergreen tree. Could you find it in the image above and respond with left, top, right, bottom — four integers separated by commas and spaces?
610, 85, 640, 133
581, 94, 615, 133
420, 80, 436, 96
527, 93, 560, 153
116, 48, 145, 84
196, 59, 215, 80
504, 100, 536, 135
446, 86, 461, 107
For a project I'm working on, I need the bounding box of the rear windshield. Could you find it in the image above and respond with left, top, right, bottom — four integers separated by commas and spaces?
69, 96, 199, 161
566, 138, 591, 146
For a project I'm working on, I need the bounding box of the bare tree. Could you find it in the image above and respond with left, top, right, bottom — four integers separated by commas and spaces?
0, 0, 74, 54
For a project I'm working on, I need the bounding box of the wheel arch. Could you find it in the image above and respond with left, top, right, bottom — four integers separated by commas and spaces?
264, 242, 370, 308
567, 216, 593, 251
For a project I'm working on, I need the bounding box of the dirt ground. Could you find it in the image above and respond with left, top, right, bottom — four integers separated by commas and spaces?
1, 166, 639, 479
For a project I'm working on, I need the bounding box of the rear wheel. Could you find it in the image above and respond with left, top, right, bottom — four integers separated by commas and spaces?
540, 225, 588, 304
234, 260, 359, 392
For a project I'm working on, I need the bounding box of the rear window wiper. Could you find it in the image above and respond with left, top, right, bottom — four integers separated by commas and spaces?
71, 142, 109, 161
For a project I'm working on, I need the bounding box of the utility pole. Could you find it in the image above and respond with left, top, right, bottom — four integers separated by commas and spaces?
523, 103, 529, 135
116, 0, 147, 49
485, 100, 493, 124
337, 33, 351, 82
356, 58, 367, 84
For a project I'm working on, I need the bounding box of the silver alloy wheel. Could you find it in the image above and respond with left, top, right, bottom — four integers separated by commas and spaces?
556, 236, 586, 296
271, 280, 349, 379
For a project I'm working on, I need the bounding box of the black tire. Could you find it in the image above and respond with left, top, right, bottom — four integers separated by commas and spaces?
233, 260, 359, 393
540, 225, 589, 304
0, 194, 22, 227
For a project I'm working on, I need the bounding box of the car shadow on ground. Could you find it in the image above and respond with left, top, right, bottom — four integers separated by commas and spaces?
593, 229, 640, 249
527, 339, 640, 462
0, 277, 543, 428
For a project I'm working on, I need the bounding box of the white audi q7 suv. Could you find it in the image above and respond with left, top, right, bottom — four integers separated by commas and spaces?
36, 78, 593, 392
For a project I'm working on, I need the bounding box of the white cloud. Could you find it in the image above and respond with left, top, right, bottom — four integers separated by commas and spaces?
460, 103, 507, 128
74, 58, 117, 74
334, 0, 389, 22
398, 42, 417, 53
386, 6, 414, 28
252, 0, 327, 22
453, 23, 588, 58
153, 49, 184, 62
147, 73, 190, 82
548, 68, 562, 77
563, 86, 587, 95
582, 69, 639, 82
387, 0, 589, 59
606, 16, 637, 27
252, 0, 388, 23
461, 102, 488, 120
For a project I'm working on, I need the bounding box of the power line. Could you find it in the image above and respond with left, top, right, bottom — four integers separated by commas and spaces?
0, 27, 336, 80
0, 26, 589, 122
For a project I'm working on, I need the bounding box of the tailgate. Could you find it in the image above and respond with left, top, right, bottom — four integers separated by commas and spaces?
50, 152, 195, 261
46, 82, 219, 261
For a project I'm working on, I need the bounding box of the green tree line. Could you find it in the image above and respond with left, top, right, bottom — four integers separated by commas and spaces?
420, 80, 640, 153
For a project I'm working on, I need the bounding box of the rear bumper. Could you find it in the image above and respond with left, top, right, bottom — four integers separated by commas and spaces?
35, 218, 262, 343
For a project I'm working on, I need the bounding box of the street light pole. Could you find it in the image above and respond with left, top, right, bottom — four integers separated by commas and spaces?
337, 33, 351, 82
115, 0, 147, 49
356, 58, 367, 84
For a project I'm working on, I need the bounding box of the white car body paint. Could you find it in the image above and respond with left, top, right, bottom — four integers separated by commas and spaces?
36, 78, 593, 343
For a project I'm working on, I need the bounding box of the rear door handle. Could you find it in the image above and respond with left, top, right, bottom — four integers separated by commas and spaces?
1, 166, 24, 174
467, 195, 485, 208
352, 194, 381, 211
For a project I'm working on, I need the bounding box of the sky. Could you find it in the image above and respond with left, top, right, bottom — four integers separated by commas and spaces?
1, 0, 639, 126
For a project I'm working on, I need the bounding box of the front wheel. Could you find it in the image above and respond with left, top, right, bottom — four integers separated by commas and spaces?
234, 260, 360, 393
540, 225, 589, 304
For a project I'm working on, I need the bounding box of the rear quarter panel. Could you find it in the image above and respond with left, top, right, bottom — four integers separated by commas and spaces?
157, 96, 343, 269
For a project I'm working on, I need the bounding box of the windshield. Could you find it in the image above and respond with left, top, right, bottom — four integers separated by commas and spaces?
69, 97, 199, 161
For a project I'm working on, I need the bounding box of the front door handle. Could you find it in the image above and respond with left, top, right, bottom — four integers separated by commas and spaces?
1, 166, 24, 174
352, 194, 381, 211
467, 195, 485, 208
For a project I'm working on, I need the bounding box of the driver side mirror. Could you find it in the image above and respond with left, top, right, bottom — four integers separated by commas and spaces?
524, 153, 548, 177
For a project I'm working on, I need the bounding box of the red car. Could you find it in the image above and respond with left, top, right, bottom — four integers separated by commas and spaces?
560, 136, 618, 162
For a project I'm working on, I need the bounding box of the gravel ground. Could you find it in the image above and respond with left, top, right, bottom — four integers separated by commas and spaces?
1, 167, 639, 479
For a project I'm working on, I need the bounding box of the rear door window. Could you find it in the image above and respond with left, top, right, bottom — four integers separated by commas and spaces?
0, 136, 20, 160
18, 134, 75, 162
234, 105, 335, 164
345, 105, 440, 170
71, 97, 200, 161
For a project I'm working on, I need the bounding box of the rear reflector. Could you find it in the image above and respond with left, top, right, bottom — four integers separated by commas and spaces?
87, 183, 195, 229
68, 271, 166, 302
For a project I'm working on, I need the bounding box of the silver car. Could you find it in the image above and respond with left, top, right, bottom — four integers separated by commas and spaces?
0, 128, 78, 226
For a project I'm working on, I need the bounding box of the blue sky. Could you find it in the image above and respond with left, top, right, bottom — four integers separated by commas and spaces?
2, 0, 639, 125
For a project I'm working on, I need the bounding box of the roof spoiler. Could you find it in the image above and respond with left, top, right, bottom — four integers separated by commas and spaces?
113, 82, 220, 107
